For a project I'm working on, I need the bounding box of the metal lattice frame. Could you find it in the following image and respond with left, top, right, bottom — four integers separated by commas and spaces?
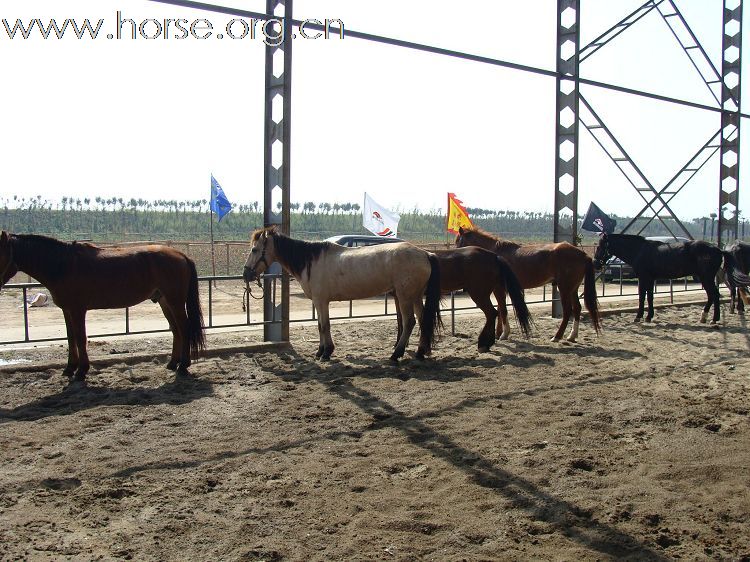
552, 0, 580, 317
263, 0, 292, 341
579, 0, 742, 243
718, 0, 743, 246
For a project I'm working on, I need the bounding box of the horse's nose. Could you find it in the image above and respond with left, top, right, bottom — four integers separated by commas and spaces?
243, 266, 256, 282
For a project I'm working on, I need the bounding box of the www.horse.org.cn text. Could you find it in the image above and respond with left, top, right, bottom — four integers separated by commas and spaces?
1, 12, 345, 45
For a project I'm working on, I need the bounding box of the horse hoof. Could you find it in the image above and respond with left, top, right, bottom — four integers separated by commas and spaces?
645, 318, 653, 323
633, 318, 641, 323
62, 367, 75, 377
550, 336, 561, 343
710, 322, 720, 329
478, 346, 490, 353
176, 366, 191, 376
166, 360, 179, 371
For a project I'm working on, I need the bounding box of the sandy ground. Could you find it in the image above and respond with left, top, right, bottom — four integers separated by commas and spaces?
1, 303, 749, 561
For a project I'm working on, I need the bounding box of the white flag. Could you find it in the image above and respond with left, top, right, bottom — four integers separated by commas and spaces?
363, 193, 400, 237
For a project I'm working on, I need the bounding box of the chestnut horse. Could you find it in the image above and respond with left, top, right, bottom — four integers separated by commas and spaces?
395, 247, 532, 352
455, 227, 601, 342
0, 231, 205, 379
243, 227, 441, 361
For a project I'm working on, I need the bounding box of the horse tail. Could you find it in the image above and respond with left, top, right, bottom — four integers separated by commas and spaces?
185, 257, 206, 358
421, 253, 443, 352
495, 256, 531, 338
723, 250, 750, 287
584, 258, 602, 334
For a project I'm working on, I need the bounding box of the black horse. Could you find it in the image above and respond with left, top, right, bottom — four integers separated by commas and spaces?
722, 241, 750, 314
593, 233, 750, 324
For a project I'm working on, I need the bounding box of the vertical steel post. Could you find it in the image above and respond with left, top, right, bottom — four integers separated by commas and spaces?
263, 0, 292, 341
718, 0, 742, 248
553, 0, 580, 317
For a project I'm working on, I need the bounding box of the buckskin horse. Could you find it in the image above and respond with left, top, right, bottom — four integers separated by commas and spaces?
0, 231, 205, 379
242, 227, 441, 361
455, 226, 601, 342
394, 246, 532, 352
593, 233, 750, 324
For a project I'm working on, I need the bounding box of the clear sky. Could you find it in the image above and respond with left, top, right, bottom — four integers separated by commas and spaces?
1, 0, 747, 222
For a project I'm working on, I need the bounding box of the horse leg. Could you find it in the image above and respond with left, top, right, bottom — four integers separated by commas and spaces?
69, 309, 90, 379
316, 303, 334, 361
645, 281, 655, 322
168, 301, 191, 372
392, 296, 416, 361
551, 292, 571, 342
493, 288, 510, 340
62, 309, 79, 376
158, 299, 181, 371
635, 281, 646, 322
393, 293, 403, 349
566, 290, 582, 342
707, 278, 721, 325
739, 287, 746, 314
471, 291, 497, 352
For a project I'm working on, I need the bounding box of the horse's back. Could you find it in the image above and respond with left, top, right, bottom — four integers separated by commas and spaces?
63, 244, 192, 308
313, 242, 431, 301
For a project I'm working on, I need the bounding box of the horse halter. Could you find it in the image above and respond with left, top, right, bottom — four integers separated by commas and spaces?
594, 236, 610, 269
243, 233, 271, 305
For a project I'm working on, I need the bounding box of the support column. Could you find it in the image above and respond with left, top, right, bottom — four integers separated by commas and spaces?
718, 0, 742, 247
263, 0, 292, 341
553, 0, 580, 317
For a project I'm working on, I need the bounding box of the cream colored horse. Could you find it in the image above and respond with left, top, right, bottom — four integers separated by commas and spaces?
243, 227, 441, 361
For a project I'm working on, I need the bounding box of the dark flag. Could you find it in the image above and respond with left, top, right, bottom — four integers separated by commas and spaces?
210, 175, 232, 222
581, 202, 616, 234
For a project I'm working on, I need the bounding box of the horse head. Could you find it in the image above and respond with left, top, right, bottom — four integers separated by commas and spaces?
455, 226, 474, 248
0, 231, 18, 290
243, 227, 276, 282
593, 233, 610, 270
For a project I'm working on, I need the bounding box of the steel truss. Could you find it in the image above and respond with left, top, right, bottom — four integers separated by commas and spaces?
262, 0, 292, 341
569, 0, 743, 248
146, 0, 744, 331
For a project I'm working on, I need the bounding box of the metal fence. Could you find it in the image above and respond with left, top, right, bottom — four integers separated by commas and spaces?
0, 269, 717, 347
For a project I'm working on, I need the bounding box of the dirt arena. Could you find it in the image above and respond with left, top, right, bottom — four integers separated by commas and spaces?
1, 304, 749, 561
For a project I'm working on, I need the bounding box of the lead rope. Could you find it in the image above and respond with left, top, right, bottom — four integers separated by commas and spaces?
242, 279, 265, 312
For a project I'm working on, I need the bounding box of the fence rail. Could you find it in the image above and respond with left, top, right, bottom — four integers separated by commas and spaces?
0, 269, 717, 347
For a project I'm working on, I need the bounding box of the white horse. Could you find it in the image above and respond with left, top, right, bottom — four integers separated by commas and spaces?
243, 227, 441, 361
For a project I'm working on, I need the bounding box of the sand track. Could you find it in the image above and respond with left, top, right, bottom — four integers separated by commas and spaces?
1, 305, 749, 561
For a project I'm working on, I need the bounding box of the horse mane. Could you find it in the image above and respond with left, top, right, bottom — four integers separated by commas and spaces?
253, 227, 332, 279
462, 227, 520, 250
10, 234, 97, 281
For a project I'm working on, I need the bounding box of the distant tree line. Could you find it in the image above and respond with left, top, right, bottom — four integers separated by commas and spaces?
0, 195, 746, 244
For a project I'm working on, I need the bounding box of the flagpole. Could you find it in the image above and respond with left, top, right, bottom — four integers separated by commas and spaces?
209, 206, 217, 287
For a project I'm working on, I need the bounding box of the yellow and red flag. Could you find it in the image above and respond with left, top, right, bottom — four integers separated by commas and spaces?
446, 192, 474, 234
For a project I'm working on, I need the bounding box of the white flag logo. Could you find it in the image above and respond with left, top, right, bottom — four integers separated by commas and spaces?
363, 193, 400, 237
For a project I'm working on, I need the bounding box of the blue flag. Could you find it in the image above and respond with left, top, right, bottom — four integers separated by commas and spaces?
210, 175, 232, 222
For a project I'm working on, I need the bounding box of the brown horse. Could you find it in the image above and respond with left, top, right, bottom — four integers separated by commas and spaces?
243, 227, 441, 361
0, 231, 205, 379
455, 226, 601, 342
395, 246, 532, 352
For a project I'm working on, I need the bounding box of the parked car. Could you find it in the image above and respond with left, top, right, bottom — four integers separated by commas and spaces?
324, 234, 403, 247
603, 236, 691, 281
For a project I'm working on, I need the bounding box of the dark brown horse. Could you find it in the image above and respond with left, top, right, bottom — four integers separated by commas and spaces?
395, 247, 532, 352
723, 240, 750, 314
455, 227, 601, 342
0, 231, 205, 379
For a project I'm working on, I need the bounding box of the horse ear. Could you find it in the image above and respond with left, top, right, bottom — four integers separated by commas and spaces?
458, 227, 465, 235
